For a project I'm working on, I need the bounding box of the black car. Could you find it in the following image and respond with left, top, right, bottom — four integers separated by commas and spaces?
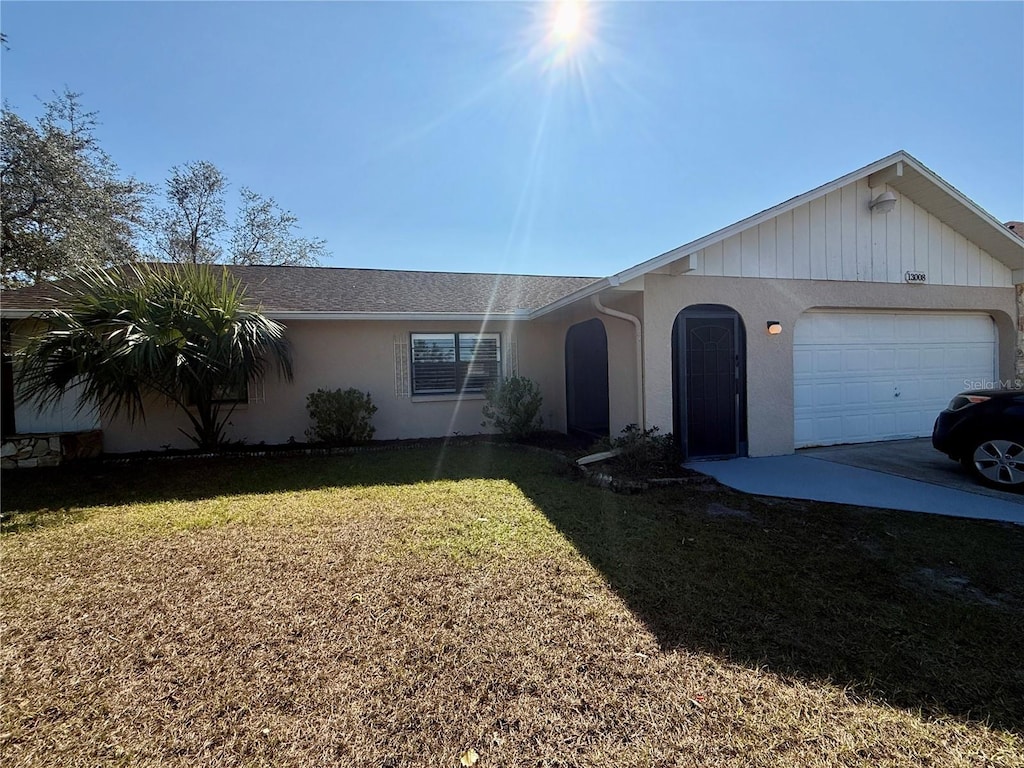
932, 389, 1024, 490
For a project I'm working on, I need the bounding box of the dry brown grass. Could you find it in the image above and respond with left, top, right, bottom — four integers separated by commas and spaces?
2, 446, 1022, 767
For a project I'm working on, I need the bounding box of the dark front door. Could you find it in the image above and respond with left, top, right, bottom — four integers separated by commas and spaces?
685, 317, 738, 457
673, 306, 746, 460
565, 318, 609, 439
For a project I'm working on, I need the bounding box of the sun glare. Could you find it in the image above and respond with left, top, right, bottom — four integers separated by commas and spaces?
551, 1, 585, 44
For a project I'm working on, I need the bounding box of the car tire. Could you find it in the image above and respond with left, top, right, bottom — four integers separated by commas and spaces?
962, 437, 1024, 491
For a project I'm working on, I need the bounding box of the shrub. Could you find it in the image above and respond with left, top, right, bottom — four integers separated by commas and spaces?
610, 423, 679, 476
305, 388, 377, 445
481, 376, 544, 440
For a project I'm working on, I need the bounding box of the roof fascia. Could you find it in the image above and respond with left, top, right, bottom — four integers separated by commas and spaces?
895, 153, 1024, 261
0, 309, 534, 322
263, 311, 531, 322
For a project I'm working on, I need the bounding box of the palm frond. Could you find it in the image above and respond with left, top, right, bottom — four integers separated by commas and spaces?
15, 263, 293, 448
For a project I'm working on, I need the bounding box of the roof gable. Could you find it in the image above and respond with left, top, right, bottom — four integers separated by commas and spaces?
659, 179, 1013, 287
616, 150, 1023, 283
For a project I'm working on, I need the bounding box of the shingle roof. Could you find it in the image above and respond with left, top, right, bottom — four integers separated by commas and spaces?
0, 264, 600, 315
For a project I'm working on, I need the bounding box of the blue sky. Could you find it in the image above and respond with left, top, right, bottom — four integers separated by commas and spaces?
2, 1, 1022, 278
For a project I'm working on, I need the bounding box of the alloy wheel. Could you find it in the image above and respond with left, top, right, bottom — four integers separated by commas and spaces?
972, 439, 1024, 487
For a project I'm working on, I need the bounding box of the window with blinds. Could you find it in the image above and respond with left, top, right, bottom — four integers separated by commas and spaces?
211, 381, 249, 404
411, 332, 501, 395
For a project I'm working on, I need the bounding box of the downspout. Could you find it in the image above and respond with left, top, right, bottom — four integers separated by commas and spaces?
592, 294, 645, 429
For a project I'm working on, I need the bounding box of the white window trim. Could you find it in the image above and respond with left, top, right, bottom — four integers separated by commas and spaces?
410, 331, 502, 396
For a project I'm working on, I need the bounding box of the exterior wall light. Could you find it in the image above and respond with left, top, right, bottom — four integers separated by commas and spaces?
767, 321, 783, 335
869, 190, 897, 215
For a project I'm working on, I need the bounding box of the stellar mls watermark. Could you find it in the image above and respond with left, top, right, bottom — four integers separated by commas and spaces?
962, 378, 1023, 390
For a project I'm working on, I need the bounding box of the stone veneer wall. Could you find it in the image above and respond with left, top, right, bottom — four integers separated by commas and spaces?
1, 430, 103, 469
1017, 283, 1024, 385
1010, 223, 1024, 386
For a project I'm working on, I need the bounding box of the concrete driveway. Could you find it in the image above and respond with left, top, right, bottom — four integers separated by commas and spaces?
802, 438, 1022, 503
685, 438, 1024, 525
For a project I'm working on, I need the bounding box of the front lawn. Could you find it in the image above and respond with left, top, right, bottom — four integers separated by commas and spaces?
2, 445, 1022, 767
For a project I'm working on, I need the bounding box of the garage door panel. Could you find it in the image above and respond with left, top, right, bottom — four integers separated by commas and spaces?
895, 410, 927, 435
921, 378, 952, 399
959, 346, 994, 370
844, 414, 872, 440
869, 381, 895, 404
793, 383, 814, 409
845, 349, 869, 372
846, 315, 874, 340
793, 349, 813, 372
870, 315, 899, 339
816, 350, 842, 372
871, 349, 895, 370
918, 316, 952, 340
919, 348, 945, 369
871, 412, 897, 435
815, 383, 843, 407
844, 382, 870, 405
794, 312, 995, 447
898, 379, 920, 400
813, 417, 843, 442
897, 348, 921, 370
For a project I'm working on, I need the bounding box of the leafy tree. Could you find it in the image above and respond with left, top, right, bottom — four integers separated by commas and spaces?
152, 161, 227, 264
15, 263, 293, 450
231, 187, 327, 266
152, 165, 325, 267
1, 89, 149, 287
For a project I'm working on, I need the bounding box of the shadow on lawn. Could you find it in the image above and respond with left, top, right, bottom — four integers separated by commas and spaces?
3, 446, 1023, 734
515, 474, 1024, 736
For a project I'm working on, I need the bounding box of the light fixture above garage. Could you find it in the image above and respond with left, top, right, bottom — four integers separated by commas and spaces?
766, 321, 783, 335
869, 190, 897, 214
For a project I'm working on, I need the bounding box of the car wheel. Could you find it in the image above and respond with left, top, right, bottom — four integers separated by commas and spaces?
964, 437, 1024, 490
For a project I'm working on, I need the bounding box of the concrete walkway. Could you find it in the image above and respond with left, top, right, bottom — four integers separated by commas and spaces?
685, 454, 1024, 525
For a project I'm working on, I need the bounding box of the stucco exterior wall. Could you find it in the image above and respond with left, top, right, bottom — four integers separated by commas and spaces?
642, 274, 1016, 457
98, 318, 569, 453
12, 304, 646, 454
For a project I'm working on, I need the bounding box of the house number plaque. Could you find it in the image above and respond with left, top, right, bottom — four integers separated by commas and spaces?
904, 271, 927, 283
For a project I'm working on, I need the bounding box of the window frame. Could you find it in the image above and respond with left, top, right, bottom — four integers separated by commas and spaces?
210, 381, 250, 405
410, 331, 501, 396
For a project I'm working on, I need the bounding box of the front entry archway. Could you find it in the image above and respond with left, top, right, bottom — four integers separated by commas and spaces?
565, 318, 610, 439
672, 305, 747, 459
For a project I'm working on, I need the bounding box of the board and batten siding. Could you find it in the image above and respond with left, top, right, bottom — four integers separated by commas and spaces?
686, 181, 1012, 288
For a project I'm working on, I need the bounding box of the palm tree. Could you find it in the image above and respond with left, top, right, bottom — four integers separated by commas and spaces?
16, 263, 292, 450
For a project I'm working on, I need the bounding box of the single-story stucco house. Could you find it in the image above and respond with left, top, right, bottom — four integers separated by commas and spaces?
3, 150, 1023, 460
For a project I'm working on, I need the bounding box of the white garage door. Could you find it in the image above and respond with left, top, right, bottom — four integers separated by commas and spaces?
793, 312, 996, 448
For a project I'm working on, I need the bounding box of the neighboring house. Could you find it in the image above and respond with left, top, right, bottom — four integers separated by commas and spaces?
2, 150, 1023, 459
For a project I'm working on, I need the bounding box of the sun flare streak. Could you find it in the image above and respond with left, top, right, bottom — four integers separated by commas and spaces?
552, 1, 585, 43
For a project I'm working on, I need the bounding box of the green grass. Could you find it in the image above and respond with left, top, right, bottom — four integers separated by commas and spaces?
2, 445, 1022, 767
